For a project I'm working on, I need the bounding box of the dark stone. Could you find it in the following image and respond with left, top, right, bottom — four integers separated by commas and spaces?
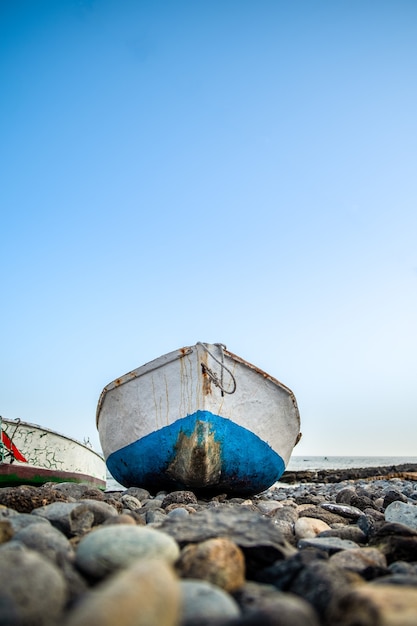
80, 488, 105, 501
298, 506, 347, 525
369, 522, 417, 563
279, 471, 318, 484
123, 486, 151, 500
362, 508, 385, 522
360, 565, 391, 581
288, 560, 360, 620
318, 526, 367, 544
255, 548, 328, 590
335, 488, 356, 505
159, 504, 296, 573
0, 485, 69, 514
383, 489, 408, 509
231, 583, 321, 625
350, 494, 379, 511
161, 490, 198, 508
233, 581, 287, 611
281, 463, 417, 483
374, 522, 417, 537
357, 514, 385, 540
320, 502, 363, 520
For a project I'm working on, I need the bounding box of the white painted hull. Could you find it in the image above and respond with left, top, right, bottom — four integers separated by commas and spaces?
0, 418, 106, 488
97, 343, 301, 495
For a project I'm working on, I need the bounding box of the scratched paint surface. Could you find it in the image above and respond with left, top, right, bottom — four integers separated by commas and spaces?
1, 419, 105, 480
106, 410, 285, 495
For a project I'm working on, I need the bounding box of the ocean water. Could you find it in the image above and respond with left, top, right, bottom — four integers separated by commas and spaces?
286, 456, 417, 471
105, 456, 417, 491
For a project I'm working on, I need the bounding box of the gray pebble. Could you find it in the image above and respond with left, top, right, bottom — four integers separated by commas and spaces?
32, 502, 87, 534
123, 486, 151, 500
180, 579, 240, 624
167, 507, 189, 519
32, 500, 118, 536
320, 502, 364, 519
298, 536, 359, 553
75, 524, 180, 578
7, 512, 51, 532
120, 494, 142, 510
12, 522, 73, 563
142, 498, 166, 509
0, 542, 67, 625
385, 501, 417, 530
146, 508, 168, 524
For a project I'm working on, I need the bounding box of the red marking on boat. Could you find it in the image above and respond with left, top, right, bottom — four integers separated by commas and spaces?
1, 431, 28, 463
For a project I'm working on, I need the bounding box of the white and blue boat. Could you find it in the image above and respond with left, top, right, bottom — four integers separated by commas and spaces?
96, 342, 301, 495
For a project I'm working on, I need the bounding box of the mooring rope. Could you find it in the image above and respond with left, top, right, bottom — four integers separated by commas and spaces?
197, 342, 237, 395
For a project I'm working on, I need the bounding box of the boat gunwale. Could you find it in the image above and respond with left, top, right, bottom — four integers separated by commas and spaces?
1, 417, 104, 461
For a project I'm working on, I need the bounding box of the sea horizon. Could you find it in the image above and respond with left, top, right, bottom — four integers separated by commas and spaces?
105, 455, 417, 491
286, 455, 417, 472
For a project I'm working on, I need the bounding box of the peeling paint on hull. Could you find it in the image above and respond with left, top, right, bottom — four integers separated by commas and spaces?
106, 411, 285, 495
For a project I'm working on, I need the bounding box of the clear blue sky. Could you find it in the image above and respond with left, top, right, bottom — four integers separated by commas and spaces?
2, 0, 416, 456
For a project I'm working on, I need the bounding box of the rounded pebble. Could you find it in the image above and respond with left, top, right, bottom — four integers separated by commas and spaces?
0, 543, 67, 625
329, 547, 387, 573
295, 517, 331, 539
64, 559, 180, 626
179, 579, 240, 623
13, 522, 73, 562
75, 524, 180, 578
177, 537, 245, 591
167, 507, 190, 519
385, 501, 417, 530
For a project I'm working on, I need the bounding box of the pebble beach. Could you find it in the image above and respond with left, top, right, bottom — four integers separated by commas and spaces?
1, 465, 417, 626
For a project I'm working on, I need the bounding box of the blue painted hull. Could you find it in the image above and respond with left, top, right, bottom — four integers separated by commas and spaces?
106, 410, 285, 495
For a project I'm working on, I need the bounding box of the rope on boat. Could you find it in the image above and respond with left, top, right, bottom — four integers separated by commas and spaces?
197, 342, 237, 396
